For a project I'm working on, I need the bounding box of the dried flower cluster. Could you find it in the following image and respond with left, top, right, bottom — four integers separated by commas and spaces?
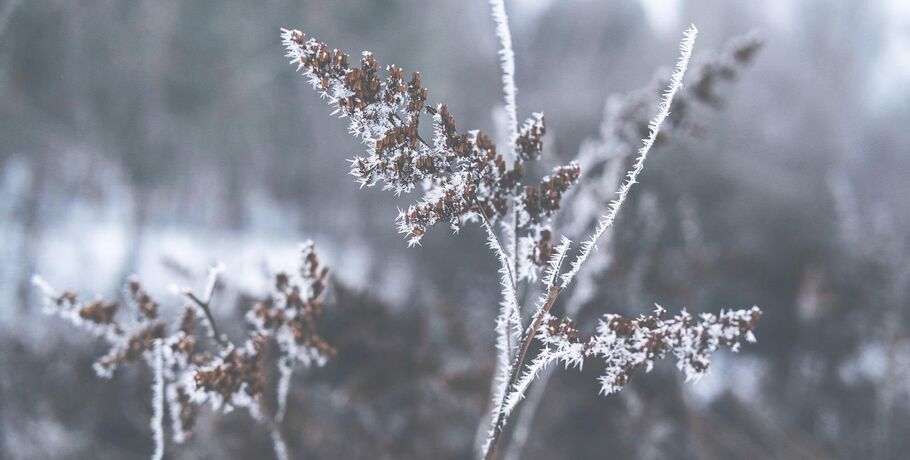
499, 305, 762, 421
538, 306, 762, 395
685, 32, 763, 108
247, 242, 335, 368
192, 336, 267, 411
33, 242, 334, 460
282, 29, 580, 251
245, 242, 336, 422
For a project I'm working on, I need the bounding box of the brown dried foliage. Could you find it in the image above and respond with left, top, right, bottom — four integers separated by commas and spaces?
285, 30, 580, 255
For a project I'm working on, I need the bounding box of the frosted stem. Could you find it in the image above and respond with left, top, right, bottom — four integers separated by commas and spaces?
150, 340, 165, 460
561, 25, 698, 289
489, 0, 519, 150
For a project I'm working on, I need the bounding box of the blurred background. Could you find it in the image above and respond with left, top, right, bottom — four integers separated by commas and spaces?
1, 0, 909, 458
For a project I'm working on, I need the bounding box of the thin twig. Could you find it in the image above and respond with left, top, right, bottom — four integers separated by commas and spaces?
184, 291, 228, 348
560, 25, 697, 289
151, 339, 165, 460
259, 400, 291, 460
489, 0, 519, 147
484, 284, 561, 460
476, 201, 517, 296
510, 203, 520, 306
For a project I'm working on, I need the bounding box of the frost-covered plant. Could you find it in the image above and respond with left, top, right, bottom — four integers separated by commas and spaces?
283, 2, 763, 458
504, 32, 764, 460
526, 306, 760, 400
280, 28, 579, 256
33, 242, 334, 460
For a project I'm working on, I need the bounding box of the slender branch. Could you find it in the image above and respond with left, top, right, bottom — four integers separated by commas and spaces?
477, 202, 517, 298
183, 269, 229, 348
560, 25, 697, 289
501, 281, 594, 459
151, 339, 165, 460
481, 216, 520, 360
510, 204, 519, 296
184, 292, 226, 347
482, 25, 697, 460
259, 400, 290, 460
477, 201, 526, 459
501, 364, 548, 460
483, 285, 561, 460
489, 0, 519, 148
491, 0, 521, 310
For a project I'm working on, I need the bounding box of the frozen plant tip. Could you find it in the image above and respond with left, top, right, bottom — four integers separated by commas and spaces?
489, 0, 519, 148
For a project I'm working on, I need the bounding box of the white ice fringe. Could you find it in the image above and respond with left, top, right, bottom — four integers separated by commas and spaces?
503, 237, 572, 410
31, 274, 56, 299
489, 0, 519, 151
269, 426, 290, 460
535, 305, 760, 396
275, 358, 294, 423
484, 220, 522, 347
482, 219, 523, 456
483, 236, 572, 453
166, 384, 187, 444
542, 236, 572, 288
151, 339, 165, 460
502, 330, 588, 418
500, 211, 519, 284
204, 262, 226, 302
519, 236, 570, 344
561, 25, 698, 289
503, 348, 555, 417
32, 275, 121, 342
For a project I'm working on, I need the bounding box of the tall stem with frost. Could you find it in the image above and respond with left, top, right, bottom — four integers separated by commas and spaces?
560, 25, 697, 289
479, 1, 524, 455
481, 26, 699, 460
489, 0, 519, 149
151, 339, 165, 460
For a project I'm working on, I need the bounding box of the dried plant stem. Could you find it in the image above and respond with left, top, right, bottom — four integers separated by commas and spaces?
560, 25, 697, 289
485, 33, 698, 456
484, 285, 561, 460
185, 291, 228, 348
187, 271, 295, 460
501, 366, 547, 460
489, 0, 519, 147
151, 339, 165, 460
38, 246, 334, 460
502, 293, 586, 459
259, 400, 291, 460
478, 202, 521, 342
